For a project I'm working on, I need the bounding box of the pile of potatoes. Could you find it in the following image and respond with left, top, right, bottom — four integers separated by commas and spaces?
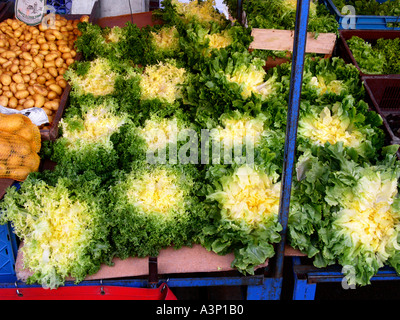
0, 14, 89, 129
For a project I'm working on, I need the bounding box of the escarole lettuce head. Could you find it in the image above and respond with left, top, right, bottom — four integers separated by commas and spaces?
211, 111, 267, 150
75, 21, 147, 64
60, 102, 127, 151
276, 57, 365, 103
308, 76, 345, 96
289, 144, 400, 286
171, 0, 227, 27
283, 0, 317, 17
205, 29, 233, 50
297, 96, 384, 161
140, 60, 187, 104
201, 163, 282, 274
110, 164, 204, 258
137, 112, 193, 155
48, 99, 129, 176
65, 58, 118, 97
126, 167, 189, 216
105, 25, 125, 43
304, 57, 364, 101
0, 174, 110, 289
139, 116, 180, 153
225, 55, 278, 100
150, 25, 180, 57
181, 21, 253, 67
299, 104, 365, 148
327, 152, 400, 286
208, 165, 281, 226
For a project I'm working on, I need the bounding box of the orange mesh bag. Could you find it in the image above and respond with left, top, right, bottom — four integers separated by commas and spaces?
0, 114, 41, 181
0, 113, 41, 153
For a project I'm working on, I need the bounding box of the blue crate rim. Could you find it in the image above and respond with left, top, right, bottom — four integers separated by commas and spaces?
322, 0, 400, 29
324, 0, 400, 19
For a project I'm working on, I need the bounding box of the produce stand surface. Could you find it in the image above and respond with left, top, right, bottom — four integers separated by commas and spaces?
0, 0, 315, 299
0, 10, 282, 300
249, 28, 336, 57
15, 243, 268, 282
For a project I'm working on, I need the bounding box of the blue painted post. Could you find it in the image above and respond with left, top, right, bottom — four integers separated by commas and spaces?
0, 223, 18, 283
237, 0, 242, 23
247, 278, 282, 300
292, 257, 317, 300
274, 0, 310, 282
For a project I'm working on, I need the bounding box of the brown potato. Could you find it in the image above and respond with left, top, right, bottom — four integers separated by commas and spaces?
8, 97, 17, 108
21, 66, 34, 75
0, 95, 8, 107
32, 93, 45, 108
10, 64, 19, 74
44, 100, 59, 111
42, 106, 53, 115
57, 79, 67, 89
47, 90, 58, 100
48, 67, 58, 78
21, 52, 32, 61
15, 83, 26, 91
14, 90, 29, 100
3, 90, 13, 99
32, 84, 48, 96
66, 58, 74, 66
48, 83, 62, 95
36, 76, 46, 85
44, 52, 58, 61
58, 45, 70, 53
23, 98, 34, 109
44, 61, 55, 68
12, 74, 24, 84
33, 56, 43, 69
54, 57, 64, 68
0, 74, 11, 86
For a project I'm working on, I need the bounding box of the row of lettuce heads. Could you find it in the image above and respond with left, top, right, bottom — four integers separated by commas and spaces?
1, 0, 400, 289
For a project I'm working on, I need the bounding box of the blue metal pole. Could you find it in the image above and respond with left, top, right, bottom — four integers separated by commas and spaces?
237, 0, 243, 23
274, 0, 310, 279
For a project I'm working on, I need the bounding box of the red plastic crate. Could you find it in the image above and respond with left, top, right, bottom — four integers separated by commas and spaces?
363, 75, 400, 147
0, 283, 177, 300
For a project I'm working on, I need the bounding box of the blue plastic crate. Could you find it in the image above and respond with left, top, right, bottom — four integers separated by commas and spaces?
0, 222, 18, 283
322, 0, 400, 30
46, 0, 72, 14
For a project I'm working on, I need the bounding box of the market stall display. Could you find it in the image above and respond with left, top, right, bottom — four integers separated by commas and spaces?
2, 0, 281, 289
1, 0, 400, 300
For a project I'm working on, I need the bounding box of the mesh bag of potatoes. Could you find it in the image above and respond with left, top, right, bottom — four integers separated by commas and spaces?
0, 14, 89, 130
0, 113, 41, 181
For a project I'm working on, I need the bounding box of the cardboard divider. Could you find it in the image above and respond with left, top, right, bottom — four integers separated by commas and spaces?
363, 76, 400, 151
